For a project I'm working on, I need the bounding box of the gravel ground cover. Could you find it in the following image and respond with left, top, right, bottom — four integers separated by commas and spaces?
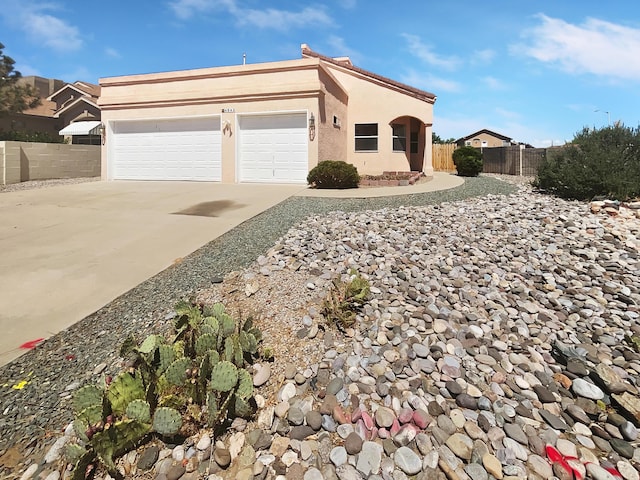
0, 175, 515, 477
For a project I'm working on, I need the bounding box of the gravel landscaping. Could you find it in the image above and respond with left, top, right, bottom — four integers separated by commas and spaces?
5, 174, 640, 480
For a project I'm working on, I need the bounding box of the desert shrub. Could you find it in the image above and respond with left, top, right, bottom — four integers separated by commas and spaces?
0, 129, 65, 143
534, 125, 640, 200
307, 160, 360, 189
322, 269, 370, 330
453, 146, 483, 176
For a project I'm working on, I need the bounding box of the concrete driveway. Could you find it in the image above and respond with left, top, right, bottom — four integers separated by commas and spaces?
0, 181, 305, 365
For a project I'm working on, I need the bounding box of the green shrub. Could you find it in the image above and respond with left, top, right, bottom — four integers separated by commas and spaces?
0, 129, 65, 143
453, 146, 483, 176
534, 125, 640, 200
307, 160, 360, 189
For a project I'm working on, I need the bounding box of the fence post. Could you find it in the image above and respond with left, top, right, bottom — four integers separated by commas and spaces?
519, 144, 524, 176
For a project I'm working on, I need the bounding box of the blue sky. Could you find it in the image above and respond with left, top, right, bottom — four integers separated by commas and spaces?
1, 0, 638, 147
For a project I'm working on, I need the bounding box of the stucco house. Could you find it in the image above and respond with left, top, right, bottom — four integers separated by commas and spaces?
456, 129, 516, 148
98, 44, 436, 183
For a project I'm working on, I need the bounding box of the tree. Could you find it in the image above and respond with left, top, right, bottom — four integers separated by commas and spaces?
432, 132, 456, 144
0, 42, 41, 117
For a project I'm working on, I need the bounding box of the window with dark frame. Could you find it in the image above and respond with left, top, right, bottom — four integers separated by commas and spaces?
355, 123, 378, 151
392, 124, 407, 152
410, 131, 419, 154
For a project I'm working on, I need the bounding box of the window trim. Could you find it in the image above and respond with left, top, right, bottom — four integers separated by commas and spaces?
354, 123, 378, 152
392, 124, 407, 152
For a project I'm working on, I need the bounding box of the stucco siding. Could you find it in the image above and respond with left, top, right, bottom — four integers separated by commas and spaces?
317, 68, 348, 165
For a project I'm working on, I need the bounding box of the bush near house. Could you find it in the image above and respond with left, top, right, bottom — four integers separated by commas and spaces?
453, 146, 483, 176
0, 129, 65, 143
534, 125, 640, 201
307, 160, 360, 189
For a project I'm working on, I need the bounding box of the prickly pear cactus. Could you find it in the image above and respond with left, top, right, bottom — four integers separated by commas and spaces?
196, 332, 217, 356
106, 371, 145, 416
73, 385, 103, 414
236, 369, 253, 400
138, 334, 164, 355
210, 360, 238, 392
91, 419, 150, 473
220, 313, 236, 337
152, 407, 182, 436
240, 330, 258, 355
158, 344, 176, 374
202, 316, 219, 336
164, 357, 192, 386
126, 399, 151, 423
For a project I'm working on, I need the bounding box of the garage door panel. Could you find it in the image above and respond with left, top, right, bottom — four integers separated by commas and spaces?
238, 113, 308, 184
111, 117, 221, 181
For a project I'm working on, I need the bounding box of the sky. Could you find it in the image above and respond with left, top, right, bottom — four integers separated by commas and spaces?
1, 0, 639, 147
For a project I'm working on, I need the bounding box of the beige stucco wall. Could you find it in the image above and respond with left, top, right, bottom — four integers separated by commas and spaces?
0, 141, 100, 185
323, 64, 434, 176
100, 59, 331, 182
99, 55, 435, 181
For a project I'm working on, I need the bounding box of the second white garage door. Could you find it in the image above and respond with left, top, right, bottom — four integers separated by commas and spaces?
110, 117, 221, 181
238, 113, 308, 183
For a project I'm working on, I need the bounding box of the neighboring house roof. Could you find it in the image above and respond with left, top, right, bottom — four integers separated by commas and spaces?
301, 44, 436, 104
47, 81, 100, 102
22, 99, 58, 117
54, 96, 100, 118
456, 129, 513, 143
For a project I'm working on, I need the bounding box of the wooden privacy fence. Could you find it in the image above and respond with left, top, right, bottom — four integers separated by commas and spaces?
482, 146, 547, 176
432, 144, 557, 176
432, 143, 457, 172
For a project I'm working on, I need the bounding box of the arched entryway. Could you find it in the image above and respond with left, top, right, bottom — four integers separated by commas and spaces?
389, 116, 429, 172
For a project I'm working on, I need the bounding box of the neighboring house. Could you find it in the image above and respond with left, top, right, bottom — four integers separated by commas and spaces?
50, 81, 102, 144
0, 76, 64, 136
456, 129, 516, 148
98, 44, 436, 184
0, 76, 102, 144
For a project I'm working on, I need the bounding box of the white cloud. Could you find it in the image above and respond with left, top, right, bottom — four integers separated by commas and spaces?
472, 49, 496, 65
1, 3, 83, 52
339, 0, 357, 8
105, 47, 121, 59
168, 0, 331, 30
401, 70, 461, 93
482, 76, 507, 90
514, 14, 640, 81
326, 36, 362, 64
494, 107, 521, 120
401, 34, 461, 71
238, 6, 331, 30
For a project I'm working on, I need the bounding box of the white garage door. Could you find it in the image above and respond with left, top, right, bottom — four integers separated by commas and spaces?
238, 113, 308, 183
111, 117, 221, 181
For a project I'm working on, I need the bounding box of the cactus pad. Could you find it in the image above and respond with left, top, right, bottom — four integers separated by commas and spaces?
210, 360, 238, 392
210, 303, 226, 319
158, 344, 176, 374
106, 372, 145, 417
220, 313, 236, 336
73, 385, 103, 415
126, 399, 151, 423
152, 407, 182, 436
195, 333, 217, 357
138, 334, 163, 355
233, 395, 254, 418
72, 418, 90, 442
65, 443, 87, 464
77, 404, 103, 426
202, 316, 219, 336
92, 419, 150, 473
236, 368, 253, 399
164, 357, 191, 386
207, 393, 218, 421
240, 331, 258, 355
